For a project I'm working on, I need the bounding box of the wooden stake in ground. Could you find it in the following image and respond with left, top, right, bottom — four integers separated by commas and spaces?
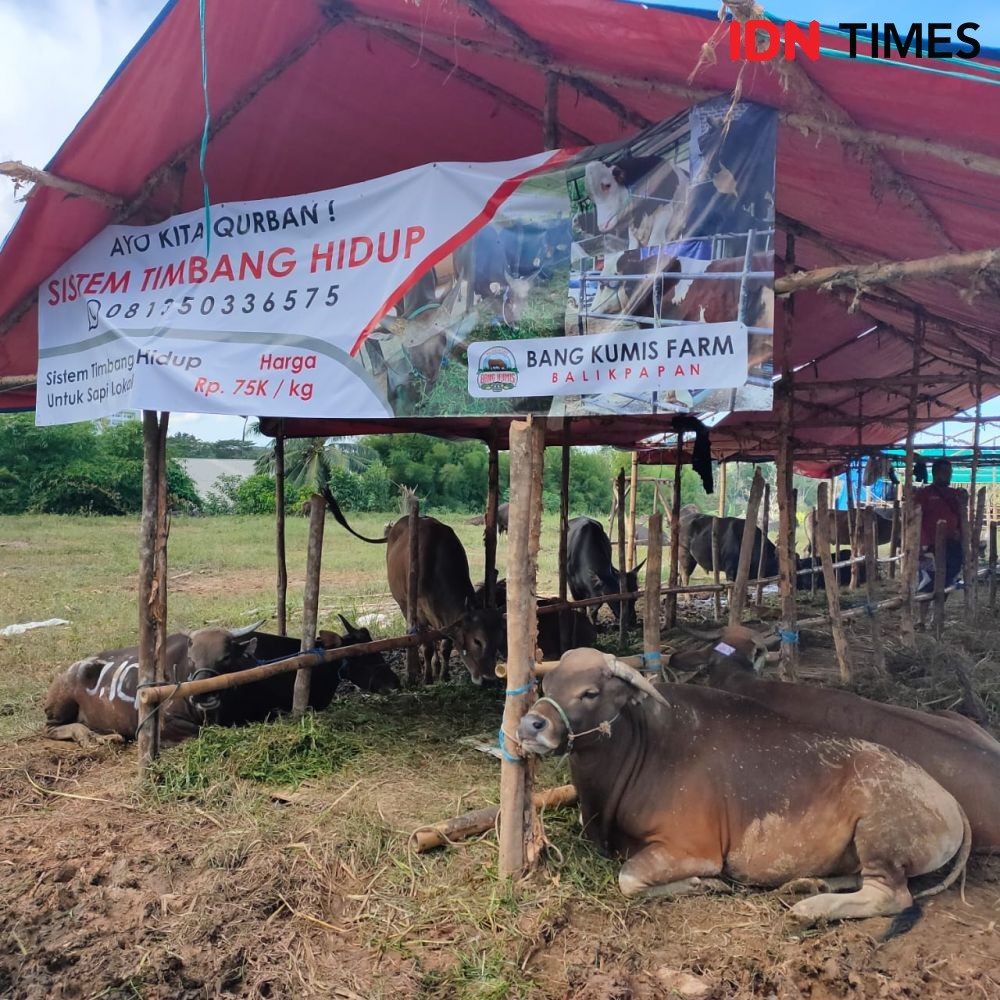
718, 460, 727, 517
499, 417, 545, 876
728, 469, 765, 626
485, 440, 500, 608
138, 410, 165, 773
644, 514, 663, 673
959, 502, 972, 621
627, 451, 639, 570
755, 482, 771, 608
933, 519, 948, 639
153, 414, 170, 694
406, 496, 421, 685
712, 516, 723, 620
972, 487, 986, 615
616, 469, 628, 645
900, 497, 923, 650
665, 434, 684, 630
889, 498, 900, 580
863, 509, 886, 677
275, 431, 288, 636
990, 521, 998, 611
558, 425, 571, 651
816, 482, 852, 683
293, 494, 326, 714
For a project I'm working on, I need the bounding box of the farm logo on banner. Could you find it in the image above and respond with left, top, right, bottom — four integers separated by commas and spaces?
36, 97, 776, 427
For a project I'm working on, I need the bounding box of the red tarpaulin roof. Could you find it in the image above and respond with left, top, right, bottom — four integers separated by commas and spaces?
2, 0, 999, 459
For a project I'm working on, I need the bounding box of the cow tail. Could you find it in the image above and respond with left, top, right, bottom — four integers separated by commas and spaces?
321, 487, 388, 545
913, 804, 972, 901
880, 903, 922, 942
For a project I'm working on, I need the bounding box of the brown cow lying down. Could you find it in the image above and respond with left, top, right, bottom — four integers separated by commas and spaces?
43, 623, 261, 745
693, 625, 1000, 853
518, 649, 970, 931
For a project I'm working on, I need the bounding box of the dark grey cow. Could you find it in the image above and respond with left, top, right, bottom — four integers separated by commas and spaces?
567, 517, 645, 627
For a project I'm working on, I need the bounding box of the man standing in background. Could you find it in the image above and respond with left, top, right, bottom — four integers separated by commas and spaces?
914, 458, 967, 629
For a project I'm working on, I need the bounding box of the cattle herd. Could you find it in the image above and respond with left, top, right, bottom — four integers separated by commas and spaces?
40, 495, 1000, 938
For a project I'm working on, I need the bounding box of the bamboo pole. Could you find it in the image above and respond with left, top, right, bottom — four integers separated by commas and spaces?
773, 247, 1000, 296
933, 519, 948, 639
900, 498, 923, 649
972, 487, 986, 616
627, 451, 639, 570
499, 417, 544, 876
616, 470, 628, 645
558, 427, 571, 651
293, 494, 325, 714
644, 514, 663, 672
485, 440, 499, 608
154, 414, 170, 696
863, 509, 886, 677
755, 482, 771, 607
959, 502, 972, 621
275, 432, 288, 636
990, 521, 998, 611
406, 496, 421, 684
816, 483, 852, 683
137, 411, 162, 773
665, 435, 684, 630
140, 628, 450, 707
712, 517, 723, 620
717, 460, 727, 517
412, 784, 577, 853
728, 469, 765, 626
889, 498, 900, 580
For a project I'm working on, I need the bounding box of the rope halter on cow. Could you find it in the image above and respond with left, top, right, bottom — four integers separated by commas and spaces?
535, 653, 670, 751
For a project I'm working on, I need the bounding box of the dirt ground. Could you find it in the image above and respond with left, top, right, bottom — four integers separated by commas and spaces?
3, 613, 1000, 1000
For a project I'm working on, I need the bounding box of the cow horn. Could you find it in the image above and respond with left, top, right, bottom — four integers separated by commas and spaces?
603, 653, 669, 707
633, 557, 647, 573
230, 619, 266, 639
337, 614, 356, 633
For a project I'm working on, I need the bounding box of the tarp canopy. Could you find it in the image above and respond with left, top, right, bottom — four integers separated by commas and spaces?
2, 0, 999, 459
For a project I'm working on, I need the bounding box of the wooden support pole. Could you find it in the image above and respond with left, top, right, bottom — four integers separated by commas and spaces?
558, 427, 571, 650
627, 451, 639, 570
275, 431, 288, 636
485, 440, 500, 608
138, 411, 162, 773
900, 498, 922, 649
755, 482, 771, 607
406, 496, 422, 684
863, 509, 886, 677
499, 417, 545, 876
293, 494, 326, 714
616, 470, 628, 645
816, 483, 852, 683
154, 414, 170, 696
933, 519, 948, 638
712, 517, 723, 620
665, 435, 684, 631
718, 460, 727, 517
990, 521, 998, 611
728, 469, 765, 626
644, 514, 663, 670
972, 487, 986, 616
959, 502, 972, 620
889, 498, 901, 579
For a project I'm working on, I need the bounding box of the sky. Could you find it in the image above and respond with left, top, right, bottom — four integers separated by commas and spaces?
1, 0, 997, 442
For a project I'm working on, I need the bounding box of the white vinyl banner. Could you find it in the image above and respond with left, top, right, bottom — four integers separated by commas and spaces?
36, 152, 562, 425
37, 100, 776, 426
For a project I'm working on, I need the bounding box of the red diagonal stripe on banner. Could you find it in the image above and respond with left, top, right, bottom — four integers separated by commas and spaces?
349, 148, 576, 358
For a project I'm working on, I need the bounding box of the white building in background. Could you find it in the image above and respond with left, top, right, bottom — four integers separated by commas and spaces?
92, 410, 139, 430
179, 458, 257, 503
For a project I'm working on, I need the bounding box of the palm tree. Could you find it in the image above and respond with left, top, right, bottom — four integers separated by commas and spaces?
250, 426, 378, 491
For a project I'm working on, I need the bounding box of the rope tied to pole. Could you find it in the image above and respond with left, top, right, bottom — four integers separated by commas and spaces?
640, 650, 662, 673
505, 680, 536, 697
779, 629, 800, 644
497, 729, 523, 764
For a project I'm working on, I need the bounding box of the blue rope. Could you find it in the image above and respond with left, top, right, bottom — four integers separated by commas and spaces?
640, 651, 662, 672
198, 0, 212, 256
498, 729, 522, 764
505, 681, 535, 697
254, 647, 326, 667
779, 629, 800, 644
864, 603, 876, 618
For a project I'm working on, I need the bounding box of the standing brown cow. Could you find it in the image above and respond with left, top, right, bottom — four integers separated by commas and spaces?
323, 489, 502, 684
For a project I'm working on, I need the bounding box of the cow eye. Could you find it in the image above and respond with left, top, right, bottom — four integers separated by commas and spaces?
580, 688, 600, 700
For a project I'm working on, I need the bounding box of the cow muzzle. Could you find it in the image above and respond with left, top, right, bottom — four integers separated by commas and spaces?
516, 711, 561, 755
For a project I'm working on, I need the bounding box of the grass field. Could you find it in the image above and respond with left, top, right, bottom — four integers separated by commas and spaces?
2, 513, 1000, 998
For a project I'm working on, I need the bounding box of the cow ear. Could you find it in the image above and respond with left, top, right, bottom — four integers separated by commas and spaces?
611, 164, 627, 185
237, 637, 257, 658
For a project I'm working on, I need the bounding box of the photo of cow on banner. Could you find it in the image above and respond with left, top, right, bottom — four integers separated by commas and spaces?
35, 98, 775, 429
